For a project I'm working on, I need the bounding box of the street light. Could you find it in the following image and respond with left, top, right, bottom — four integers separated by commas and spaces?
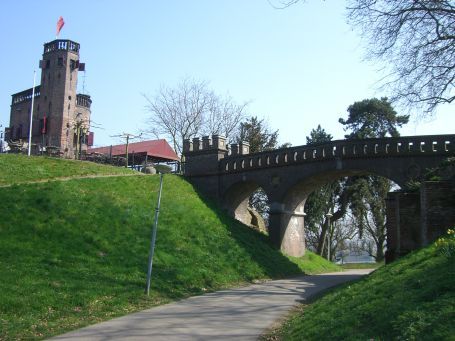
145, 165, 171, 296
325, 212, 333, 261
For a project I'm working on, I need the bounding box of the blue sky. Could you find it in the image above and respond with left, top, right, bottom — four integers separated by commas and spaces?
1, 0, 453, 148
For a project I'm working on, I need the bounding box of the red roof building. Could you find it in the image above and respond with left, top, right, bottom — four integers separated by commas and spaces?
88, 139, 179, 163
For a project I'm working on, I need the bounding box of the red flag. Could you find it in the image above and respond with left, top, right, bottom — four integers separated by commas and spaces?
56, 16, 65, 37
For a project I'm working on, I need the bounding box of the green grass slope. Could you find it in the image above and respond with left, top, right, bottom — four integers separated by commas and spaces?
275, 234, 455, 340
0, 154, 133, 185
0, 157, 338, 339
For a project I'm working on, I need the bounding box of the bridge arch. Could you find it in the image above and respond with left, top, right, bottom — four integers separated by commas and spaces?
270, 169, 403, 256
279, 168, 404, 212
221, 180, 271, 231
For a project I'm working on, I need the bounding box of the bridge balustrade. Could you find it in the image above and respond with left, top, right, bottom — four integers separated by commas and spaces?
219, 135, 455, 174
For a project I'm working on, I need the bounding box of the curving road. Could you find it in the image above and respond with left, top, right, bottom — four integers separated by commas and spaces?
51, 269, 373, 341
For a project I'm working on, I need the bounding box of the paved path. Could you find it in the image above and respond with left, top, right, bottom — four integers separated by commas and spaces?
52, 269, 372, 341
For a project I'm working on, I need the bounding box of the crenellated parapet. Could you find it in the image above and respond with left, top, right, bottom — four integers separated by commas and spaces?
229, 141, 250, 156
44, 39, 80, 54
11, 86, 41, 105
182, 134, 251, 180
183, 135, 229, 154
183, 135, 228, 178
76, 94, 92, 109
220, 134, 455, 174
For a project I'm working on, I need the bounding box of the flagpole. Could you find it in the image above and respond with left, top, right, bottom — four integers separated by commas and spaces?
28, 70, 36, 157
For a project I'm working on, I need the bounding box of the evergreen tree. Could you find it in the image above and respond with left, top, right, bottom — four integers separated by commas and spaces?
339, 97, 409, 139
237, 116, 279, 153
339, 98, 409, 261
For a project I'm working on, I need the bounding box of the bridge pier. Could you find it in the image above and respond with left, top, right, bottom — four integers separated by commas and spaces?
269, 203, 306, 257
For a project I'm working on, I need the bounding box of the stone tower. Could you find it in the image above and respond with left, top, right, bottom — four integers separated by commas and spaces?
7, 39, 92, 158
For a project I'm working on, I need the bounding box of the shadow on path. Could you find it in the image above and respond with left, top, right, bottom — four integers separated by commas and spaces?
51, 269, 373, 341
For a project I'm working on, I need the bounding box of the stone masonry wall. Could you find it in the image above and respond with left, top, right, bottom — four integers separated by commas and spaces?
386, 180, 455, 263
421, 181, 455, 245
386, 191, 421, 262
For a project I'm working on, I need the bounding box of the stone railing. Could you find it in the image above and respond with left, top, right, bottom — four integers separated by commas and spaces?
220, 135, 455, 173
11, 86, 41, 105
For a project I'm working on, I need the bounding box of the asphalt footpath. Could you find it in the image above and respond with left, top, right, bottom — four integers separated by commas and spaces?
51, 269, 373, 341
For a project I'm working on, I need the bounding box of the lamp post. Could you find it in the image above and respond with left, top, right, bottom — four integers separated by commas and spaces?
325, 212, 333, 261
145, 165, 171, 296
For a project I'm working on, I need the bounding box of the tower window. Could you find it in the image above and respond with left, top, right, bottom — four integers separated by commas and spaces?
58, 57, 63, 66
58, 41, 67, 50
46, 60, 50, 69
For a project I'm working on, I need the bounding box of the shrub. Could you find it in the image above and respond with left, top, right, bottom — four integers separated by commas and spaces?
435, 228, 455, 258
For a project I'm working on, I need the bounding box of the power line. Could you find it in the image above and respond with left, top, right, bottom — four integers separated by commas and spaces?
109, 132, 142, 168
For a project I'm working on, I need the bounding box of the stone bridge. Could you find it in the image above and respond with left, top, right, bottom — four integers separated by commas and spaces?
182, 134, 455, 257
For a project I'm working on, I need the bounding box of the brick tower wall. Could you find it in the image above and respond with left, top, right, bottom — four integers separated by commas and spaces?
39, 40, 80, 157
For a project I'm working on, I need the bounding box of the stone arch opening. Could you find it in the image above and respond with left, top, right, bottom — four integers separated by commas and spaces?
273, 169, 402, 257
222, 181, 270, 233
283, 169, 403, 215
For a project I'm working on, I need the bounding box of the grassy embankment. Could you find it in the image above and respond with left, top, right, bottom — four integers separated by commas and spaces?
0, 155, 338, 339
0, 154, 134, 186
264, 231, 455, 340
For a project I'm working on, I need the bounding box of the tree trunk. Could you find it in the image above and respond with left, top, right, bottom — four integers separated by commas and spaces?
375, 236, 386, 262
316, 219, 328, 256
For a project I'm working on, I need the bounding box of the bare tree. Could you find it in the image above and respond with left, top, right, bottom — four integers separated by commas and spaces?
267, 0, 302, 9
144, 79, 210, 154
328, 215, 358, 261
201, 94, 249, 139
347, 0, 455, 114
144, 79, 247, 154
272, 0, 455, 115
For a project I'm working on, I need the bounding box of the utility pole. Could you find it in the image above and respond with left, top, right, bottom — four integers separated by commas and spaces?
110, 133, 141, 168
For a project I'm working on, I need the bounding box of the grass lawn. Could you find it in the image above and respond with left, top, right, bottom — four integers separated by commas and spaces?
0, 154, 134, 186
290, 251, 339, 274
340, 262, 383, 270
0, 169, 338, 339
264, 234, 455, 340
